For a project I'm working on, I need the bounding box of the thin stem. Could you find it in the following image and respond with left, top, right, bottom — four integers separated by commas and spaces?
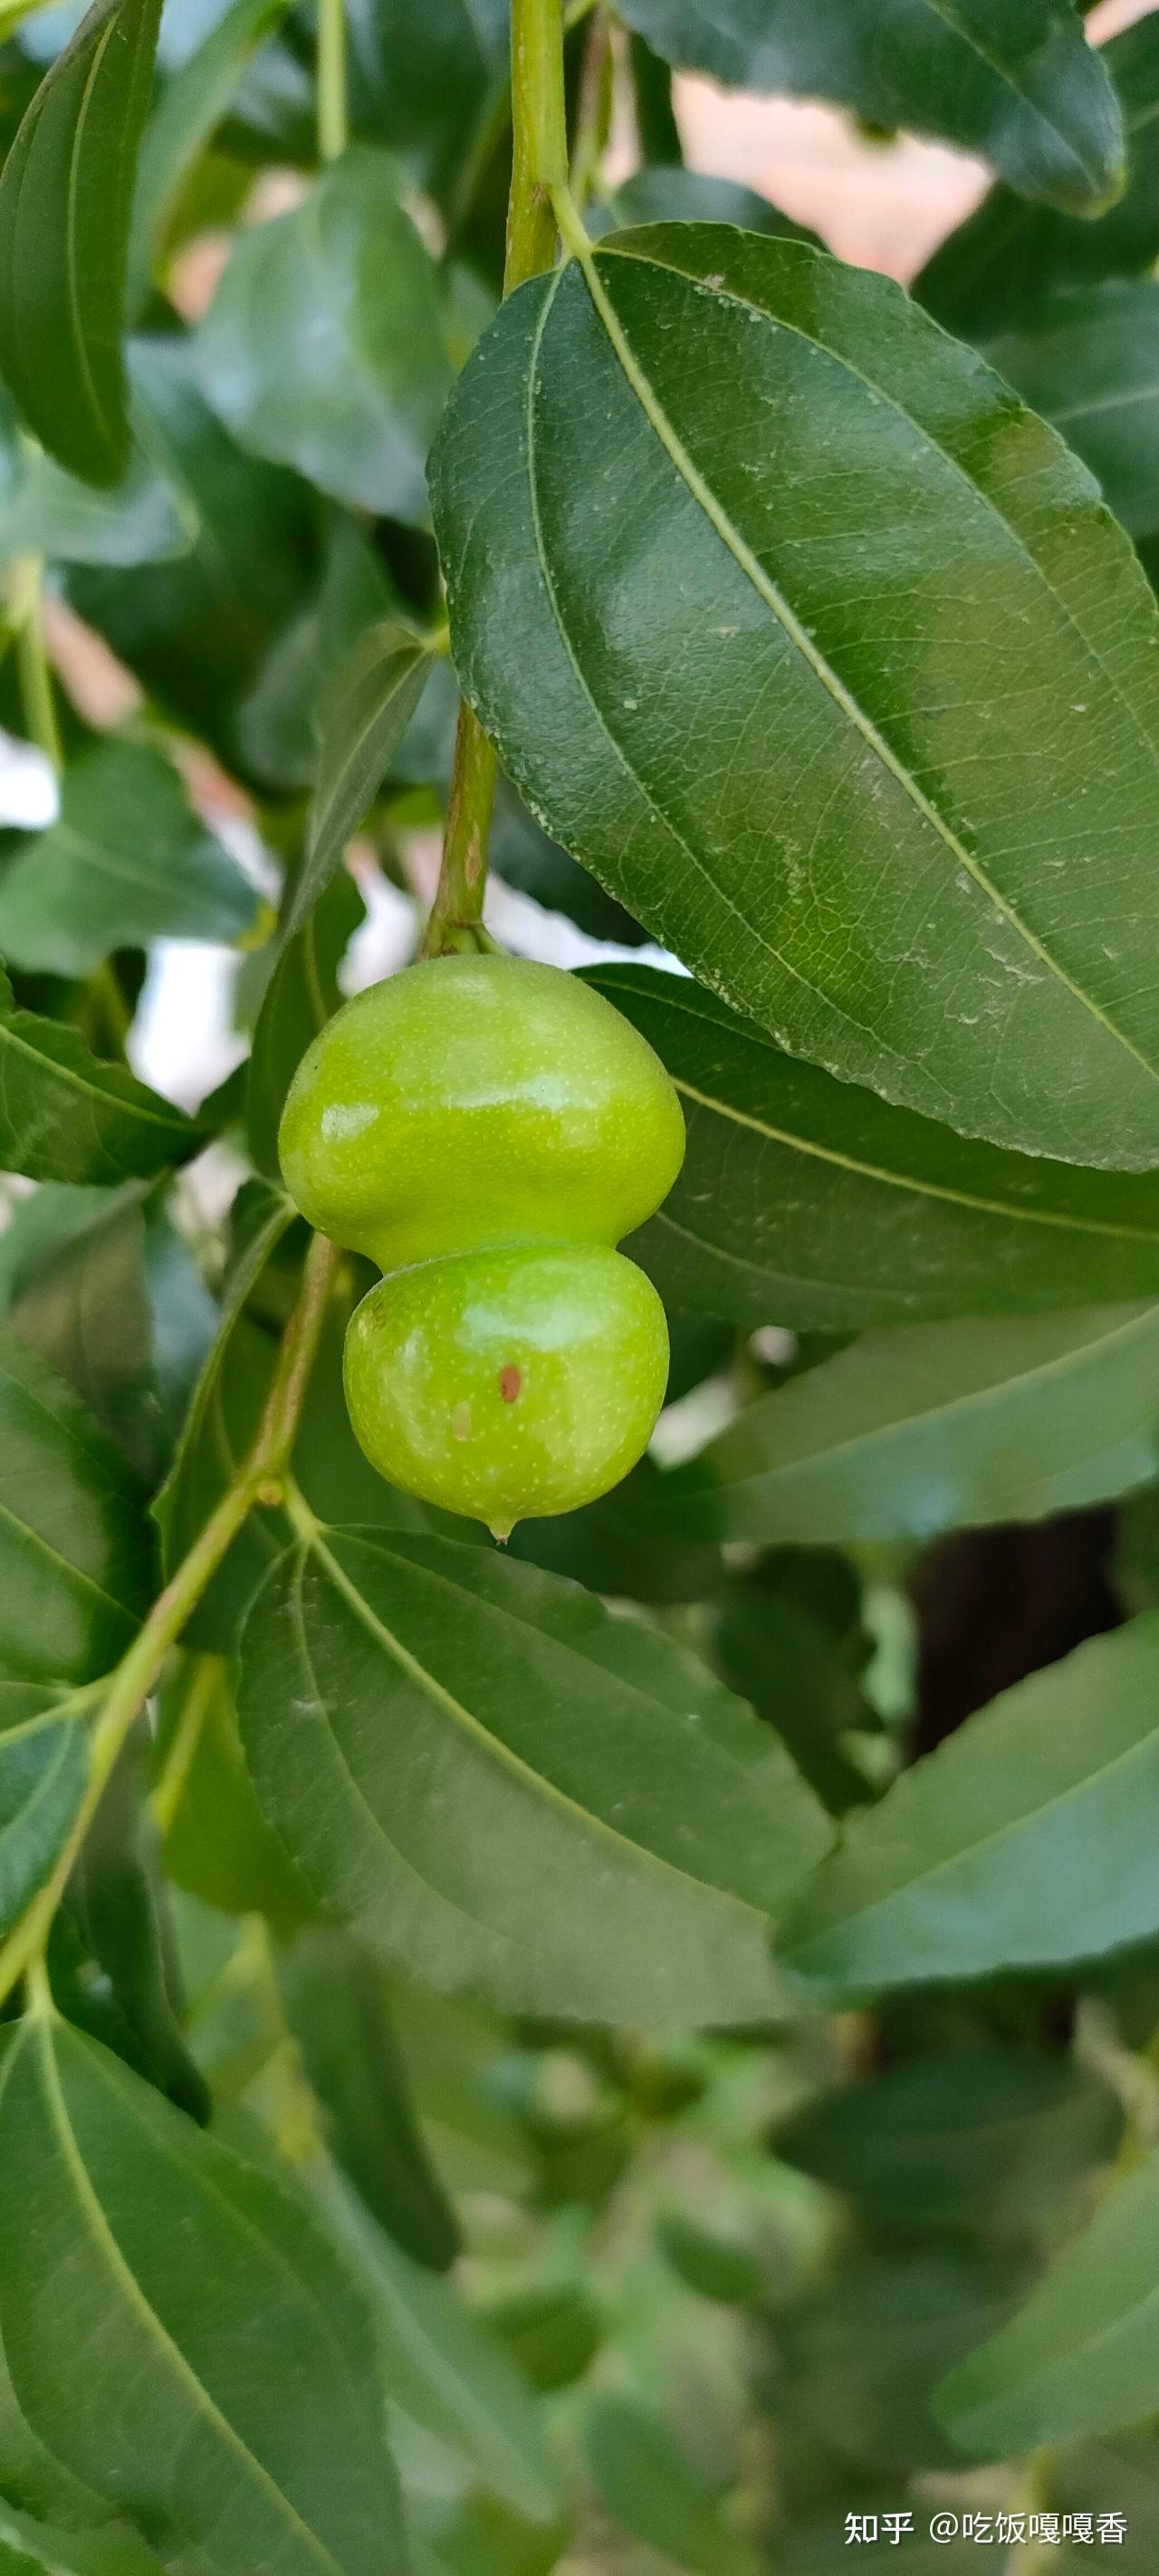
150, 1652, 222, 1837
14, 559, 62, 772
0, 1234, 340, 2009
570, 5, 614, 210
316, 0, 348, 164
422, 0, 569, 962
417, 703, 499, 959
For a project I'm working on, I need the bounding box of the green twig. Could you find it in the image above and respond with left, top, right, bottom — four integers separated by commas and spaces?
421, 0, 570, 961
14, 558, 62, 773
0, 1233, 340, 2010
316, 0, 348, 163
570, 5, 613, 209
149, 1653, 223, 1837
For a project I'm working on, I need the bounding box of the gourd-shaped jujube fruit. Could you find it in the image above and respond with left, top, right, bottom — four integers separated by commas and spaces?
279, 955, 685, 1538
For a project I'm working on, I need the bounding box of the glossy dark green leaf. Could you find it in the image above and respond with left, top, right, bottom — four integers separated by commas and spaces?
127, 0, 289, 318
247, 869, 364, 1177
196, 146, 453, 520
917, 9, 1159, 337
154, 1652, 312, 1933
780, 1611, 1159, 1992
0, 2498, 164, 2571
711, 1566, 875, 1815
0, 1330, 148, 1684
280, 1929, 459, 2270
988, 281, 1159, 545
9, 1186, 159, 1475
938, 2149, 1159, 2457
68, 339, 319, 775
767, 2250, 1021, 2476
591, 166, 818, 245
0, 0, 163, 483
0, 741, 263, 978
237, 1527, 830, 2021
432, 226, 1159, 1169
509, 1454, 719, 1607
307, 2153, 560, 2524
0, 2011, 409, 2572
582, 2392, 755, 2576
655, 1301, 1159, 1544
592, 966, 1159, 1329
615, 0, 1124, 213
775, 2047, 1121, 2241
0, 1679, 89, 1946
0, 967, 196, 1186
285, 622, 433, 940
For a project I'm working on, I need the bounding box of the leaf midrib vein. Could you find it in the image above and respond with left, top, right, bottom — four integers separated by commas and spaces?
697, 1297, 1159, 1499
20, 2016, 349, 2576
304, 1527, 772, 1923
587, 238, 1159, 1091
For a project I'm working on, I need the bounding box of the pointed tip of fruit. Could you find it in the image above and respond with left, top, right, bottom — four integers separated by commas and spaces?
488, 1517, 514, 1546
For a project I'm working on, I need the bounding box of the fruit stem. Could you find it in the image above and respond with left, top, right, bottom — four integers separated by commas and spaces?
0, 1233, 340, 2011
421, 0, 569, 962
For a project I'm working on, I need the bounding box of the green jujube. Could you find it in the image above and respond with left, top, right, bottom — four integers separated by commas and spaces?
279, 954, 685, 1536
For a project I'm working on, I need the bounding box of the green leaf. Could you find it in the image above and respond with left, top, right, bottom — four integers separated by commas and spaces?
431, 227, 1159, 1170
151, 1177, 293, 1592
128, 0, 290, 319
0, 0, 163, 483
592, 166, 818, 245
343, 0, 506, 209
779, 1610, 1159, 1992
937, 2148, 1159, 2457
0, 966, 196, 1186
237, 1526, 830, 2022
68, 338, 319, 777
0, 1680, 89, 1947
614, 0, 1124, 214
154, 1652, 312, 1933
0, 2497, 164, 2571
9, 1186, 159, 1477
654, 1301, 1159, 1544
0, 1330, 148, 1684
66, 1734, 209, 2122
480, 2279, 602, 2392
235, 515, 397, 794
307, 2151, 560, 2524
0, 741, 265, 978
767, 2250, 1021, 2475
988, 280, 1159, 546
285, 622, 434, 941
0, 2011, 409, 2572
0, 438, 188, 569
196, 146, 453, 520
582, 2392, 755, 2576
591, 966, 1159, 1330
917, 9, 1159, 338
774, 2046, 1121, 2242
247, 872, 364, 1178
280, 1929, 459, 2271
712, 1562, 876, 1816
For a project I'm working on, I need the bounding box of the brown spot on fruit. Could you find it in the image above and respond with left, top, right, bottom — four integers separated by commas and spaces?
499, 1365, 522, 1404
